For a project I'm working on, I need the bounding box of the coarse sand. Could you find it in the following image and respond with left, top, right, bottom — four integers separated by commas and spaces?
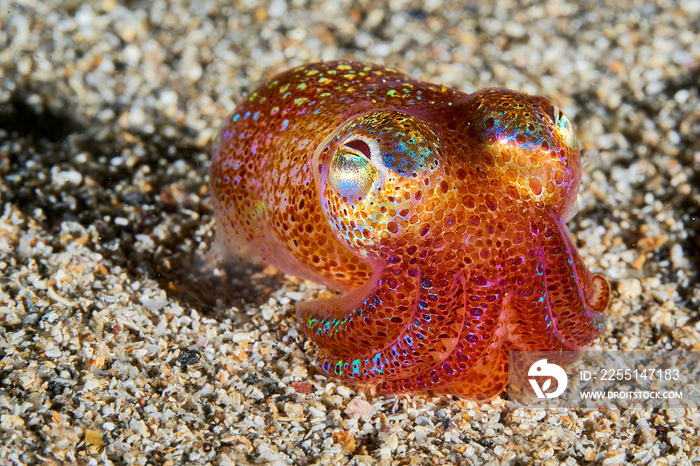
0, 1, 699, 464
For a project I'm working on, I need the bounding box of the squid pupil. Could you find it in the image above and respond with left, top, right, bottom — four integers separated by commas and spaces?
344, 139, 372, 159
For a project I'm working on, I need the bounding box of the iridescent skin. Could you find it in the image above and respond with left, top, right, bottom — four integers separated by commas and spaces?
210, 61, 610, 399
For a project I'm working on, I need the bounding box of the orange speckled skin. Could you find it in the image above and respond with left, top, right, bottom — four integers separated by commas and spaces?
210, 61, 610, 399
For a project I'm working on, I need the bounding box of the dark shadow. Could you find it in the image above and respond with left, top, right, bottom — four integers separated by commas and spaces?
0, 92, 82, 143
153, 250, 290, 321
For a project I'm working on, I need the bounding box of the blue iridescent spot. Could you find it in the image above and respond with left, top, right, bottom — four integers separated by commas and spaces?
373, 353, 383, 374
282, 119, 289, 130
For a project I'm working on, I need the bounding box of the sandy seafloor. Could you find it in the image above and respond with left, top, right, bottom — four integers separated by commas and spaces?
0, 0, 699, 464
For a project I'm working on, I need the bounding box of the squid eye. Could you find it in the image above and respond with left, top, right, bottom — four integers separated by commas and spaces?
328, 138, 379, 202
545, 104, 577, 150
554, 112, 577, 149
543, 104, 560, 126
